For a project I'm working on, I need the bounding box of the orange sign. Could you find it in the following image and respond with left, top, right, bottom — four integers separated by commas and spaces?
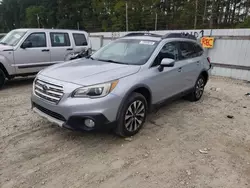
201, 37, 215, 48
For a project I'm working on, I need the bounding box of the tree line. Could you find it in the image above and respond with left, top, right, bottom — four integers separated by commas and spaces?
0, 0, 249, 33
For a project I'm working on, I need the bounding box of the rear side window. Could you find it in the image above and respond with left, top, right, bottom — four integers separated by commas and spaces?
50, 33, 70, 47
179, 42, 196, 60
73, 33, 88, 46
194, 43, 204, 57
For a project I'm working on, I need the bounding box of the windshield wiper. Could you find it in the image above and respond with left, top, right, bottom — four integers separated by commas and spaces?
0, 42, 7, 45
97, 59, 128, 65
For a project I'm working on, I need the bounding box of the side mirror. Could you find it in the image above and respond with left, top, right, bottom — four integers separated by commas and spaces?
21, 41, 32, 49
158, 58, 175, 71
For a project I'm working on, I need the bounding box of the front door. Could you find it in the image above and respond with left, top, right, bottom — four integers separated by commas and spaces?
14, 32, 51, 74
49, 32, 74, 63
146, 42, 185, 104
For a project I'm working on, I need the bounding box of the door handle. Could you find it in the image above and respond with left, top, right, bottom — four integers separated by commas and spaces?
42, 49, 50, 52
66, 48, 73, 51
196, 61, 200, 65
178, 67, 182, 72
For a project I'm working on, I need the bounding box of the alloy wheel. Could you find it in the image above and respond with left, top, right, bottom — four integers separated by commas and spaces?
195, 78, 205, 99
124, 100, 145, 132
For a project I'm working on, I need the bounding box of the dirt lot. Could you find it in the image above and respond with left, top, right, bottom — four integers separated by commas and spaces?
1, 76, 250, 188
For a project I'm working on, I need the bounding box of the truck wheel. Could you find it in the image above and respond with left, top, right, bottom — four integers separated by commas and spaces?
115, 92, 148, 137
186, 75, 205, 102
0, 69, 6, 89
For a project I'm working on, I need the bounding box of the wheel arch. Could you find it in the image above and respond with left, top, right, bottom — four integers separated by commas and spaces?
200, 70, 209, 85
116, 84, 152, 120
0, 62, 9, 78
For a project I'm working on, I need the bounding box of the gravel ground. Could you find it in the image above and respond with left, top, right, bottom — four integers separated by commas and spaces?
1, 76, 250, 188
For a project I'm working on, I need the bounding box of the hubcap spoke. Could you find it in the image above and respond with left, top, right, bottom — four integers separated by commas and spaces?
135, 118, 142, 125
127, 106, 133, 115
135, 101, 142, 112
125, 114, 133, 120
136, 112, 145, 117
125, 118, 133, 131
137, 105, 145, 114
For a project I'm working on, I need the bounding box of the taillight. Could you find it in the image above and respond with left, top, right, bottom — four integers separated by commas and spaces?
207, 57, 211, 64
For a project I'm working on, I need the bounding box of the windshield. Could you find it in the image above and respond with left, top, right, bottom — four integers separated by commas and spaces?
0, 30, 26, 46
91, 39, 158, 65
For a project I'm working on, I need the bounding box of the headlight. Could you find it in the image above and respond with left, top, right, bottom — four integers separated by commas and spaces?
72, 80, 119, 98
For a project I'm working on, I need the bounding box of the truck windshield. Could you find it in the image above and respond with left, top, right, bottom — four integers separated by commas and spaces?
0, 30, 26, 46
91, 39, 158, 65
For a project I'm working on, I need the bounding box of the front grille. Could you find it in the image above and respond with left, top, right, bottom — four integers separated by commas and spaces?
34, 79, 64, 104
33, 103, 66, 122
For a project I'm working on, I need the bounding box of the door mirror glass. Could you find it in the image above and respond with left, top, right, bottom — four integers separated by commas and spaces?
21, 41, 32, 49
161, 58, 175, 67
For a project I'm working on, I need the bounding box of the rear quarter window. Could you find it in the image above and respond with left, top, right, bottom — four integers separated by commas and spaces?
73, 33, 88, 46
194, 43, 204, 57
179, 42, 196, 59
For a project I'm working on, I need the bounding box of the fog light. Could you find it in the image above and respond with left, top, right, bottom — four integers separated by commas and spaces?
84, 119, 95, 128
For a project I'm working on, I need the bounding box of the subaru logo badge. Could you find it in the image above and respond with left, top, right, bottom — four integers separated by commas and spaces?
42, 84, 49, 92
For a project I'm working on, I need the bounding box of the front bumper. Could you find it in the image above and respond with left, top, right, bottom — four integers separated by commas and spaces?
32, 102, 117, 131
31, 75, 122, 131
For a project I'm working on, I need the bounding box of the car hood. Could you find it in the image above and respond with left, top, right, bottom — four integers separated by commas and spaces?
40, 58, 141, 86
0, 44, 13, 51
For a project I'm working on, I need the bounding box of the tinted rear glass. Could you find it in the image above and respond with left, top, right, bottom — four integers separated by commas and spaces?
73, 33, 88, 46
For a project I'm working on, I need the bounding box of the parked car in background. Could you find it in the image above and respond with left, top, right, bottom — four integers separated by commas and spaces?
0, 33, 6, 40
31, 32, 211, 137
0, 29, 92, 88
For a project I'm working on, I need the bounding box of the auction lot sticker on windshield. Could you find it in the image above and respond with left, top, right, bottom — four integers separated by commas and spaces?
14, 34, 21, 39
139, 41, 155, 45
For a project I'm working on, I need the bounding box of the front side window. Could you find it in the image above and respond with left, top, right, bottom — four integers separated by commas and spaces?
50, 33, 70, 47
0, 30, 26, 46
152, 42, 179, 67
73, 33, 87, 46
91, 39, 158, 65
24, 33, 46, 48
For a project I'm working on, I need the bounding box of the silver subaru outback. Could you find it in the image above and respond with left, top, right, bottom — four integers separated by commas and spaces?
31, 32, 212, 137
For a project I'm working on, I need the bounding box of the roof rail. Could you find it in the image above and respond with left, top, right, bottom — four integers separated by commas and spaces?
123, 32, 162, 38
162, 33, 197, 40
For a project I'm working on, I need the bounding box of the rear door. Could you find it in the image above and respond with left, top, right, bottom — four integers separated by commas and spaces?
49, 32, 73, 63
177, 41, 203, 90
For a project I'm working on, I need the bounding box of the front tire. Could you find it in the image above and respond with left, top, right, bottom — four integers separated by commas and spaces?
186, 75, 205, 102
115, 92, 148, 137
0, 69, 6, 89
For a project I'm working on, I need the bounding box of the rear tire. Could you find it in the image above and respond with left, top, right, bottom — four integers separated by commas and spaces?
115, 92, 148, 137
186, 75, 205, 102
0, 69, 6, 89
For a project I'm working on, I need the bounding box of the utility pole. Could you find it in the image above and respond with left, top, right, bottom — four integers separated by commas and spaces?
203, 0, 208, 25
77, 22, 80, 30
210, 0, 215, 28
125, 0, 128, 32
77, 10, 80, 30
36, 14, 40, 28
194, 0, 198, 29
155, 13, 158, 31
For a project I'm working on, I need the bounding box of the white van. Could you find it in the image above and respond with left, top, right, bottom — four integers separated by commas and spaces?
0, 29, 91, 88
